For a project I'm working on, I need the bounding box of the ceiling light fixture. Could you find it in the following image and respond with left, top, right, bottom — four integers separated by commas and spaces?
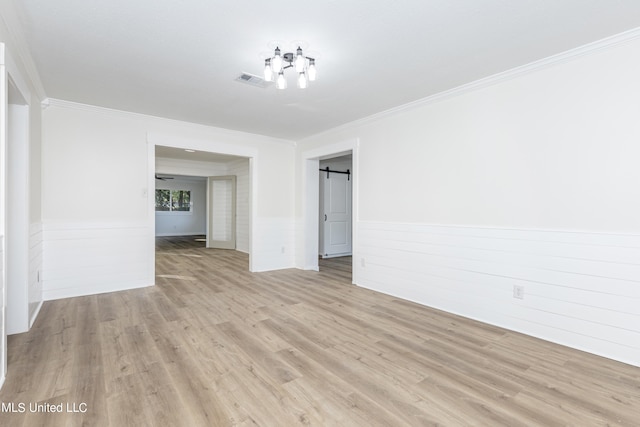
263, 45, 317, 90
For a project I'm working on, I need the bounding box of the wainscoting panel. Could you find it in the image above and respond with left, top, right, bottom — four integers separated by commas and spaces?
28, 222, 43, 325
42, 222, 154, 300
356, 221, 640, 366
252, 217, 296, 272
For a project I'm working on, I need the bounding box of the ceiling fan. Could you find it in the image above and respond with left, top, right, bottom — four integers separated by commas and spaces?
155, 174, 174, 181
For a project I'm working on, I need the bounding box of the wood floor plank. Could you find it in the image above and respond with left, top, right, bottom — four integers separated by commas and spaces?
0, 235, 638, 426
278, 349, 407, 427
217, 321, 301, 384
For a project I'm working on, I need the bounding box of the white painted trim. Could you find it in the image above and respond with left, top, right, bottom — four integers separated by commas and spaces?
147, 132, 259, 272
43, 221, 151, 231
305, 26, 640, 141
301, 138, 359, 283
147, 142, 156, 284
302, 157, 319, 271
44, 281, 151, 302
28, 300, 42, 328
5, 51, 31, 105
0, 2, 46, 100
6, 102, 30, 335
248, 156, 256, 271
357, 220, 640, 238
45, 98, 297, 146
0, 44, 7, 389
27, 224, 42, 330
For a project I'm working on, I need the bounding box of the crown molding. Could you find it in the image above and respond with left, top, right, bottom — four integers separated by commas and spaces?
44, 98, 297, 147
0, 1, 47, 100
304, 26, 640, 141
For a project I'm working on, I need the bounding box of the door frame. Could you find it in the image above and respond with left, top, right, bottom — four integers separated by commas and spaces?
147, 133, 258, 275
6, 79, 30, 335
1, 43, 39, 388
301, 138, 359, 283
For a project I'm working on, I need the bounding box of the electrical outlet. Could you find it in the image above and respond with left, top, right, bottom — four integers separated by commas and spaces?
361, 258, 366, 267
513, 285, 524, 299
281, 246, 285, 254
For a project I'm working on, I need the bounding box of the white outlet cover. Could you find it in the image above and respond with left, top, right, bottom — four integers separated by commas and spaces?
513, 285, 524, 299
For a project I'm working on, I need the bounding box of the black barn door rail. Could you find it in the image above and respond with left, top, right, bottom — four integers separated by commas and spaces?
320, 167, 350, 180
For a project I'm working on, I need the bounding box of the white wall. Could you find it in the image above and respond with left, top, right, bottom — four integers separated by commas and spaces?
41, 101, 296, 299
297, 35, 640, 366
155, 176, 206, 237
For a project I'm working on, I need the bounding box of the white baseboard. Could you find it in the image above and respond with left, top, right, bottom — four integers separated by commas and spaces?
44, 280, 152, 301
29, 300, 43, 328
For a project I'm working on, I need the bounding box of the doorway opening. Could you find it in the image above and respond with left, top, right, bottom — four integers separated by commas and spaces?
302, 138, 358, 284
318, 154, 352, 278
152, 144, 252, 279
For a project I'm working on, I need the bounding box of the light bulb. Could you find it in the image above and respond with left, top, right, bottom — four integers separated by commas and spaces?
264, 59, 273, 82
307, 59, 317, 81
271, 47, 283, 72
276, 71, 287, 89
297, 72, 307, 89
295, 46, 305, 73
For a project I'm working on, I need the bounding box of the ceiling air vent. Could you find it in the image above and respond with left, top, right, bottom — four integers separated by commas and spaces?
235, 72, 273, 88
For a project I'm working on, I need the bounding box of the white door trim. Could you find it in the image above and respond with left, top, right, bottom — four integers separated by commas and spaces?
301, 138, 359, 283
0, 42, 6, 390
146, 132, 258, 273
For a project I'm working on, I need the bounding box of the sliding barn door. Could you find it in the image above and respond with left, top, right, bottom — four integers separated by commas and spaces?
207, 175, 236, 250
321, 170, 352, 258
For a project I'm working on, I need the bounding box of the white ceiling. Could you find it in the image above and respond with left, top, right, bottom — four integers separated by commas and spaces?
155, 145, 246, 163
12, 0, 640, 140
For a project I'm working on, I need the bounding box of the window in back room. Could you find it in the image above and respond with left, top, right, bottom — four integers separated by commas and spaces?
155, 189, 192, 212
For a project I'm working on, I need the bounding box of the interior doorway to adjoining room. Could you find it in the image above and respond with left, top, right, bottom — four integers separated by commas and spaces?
302, 141, 358, 282
153, 145, 251, 274
318, 154, 353, 267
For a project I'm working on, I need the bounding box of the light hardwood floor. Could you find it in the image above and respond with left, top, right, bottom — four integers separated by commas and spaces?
1, 236, 638, 426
